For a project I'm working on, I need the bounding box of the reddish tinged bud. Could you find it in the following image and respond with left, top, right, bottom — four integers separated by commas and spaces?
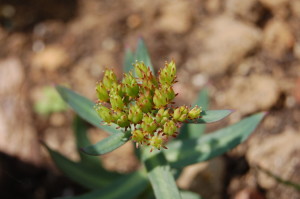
149, 135, 164, 150
122, 72, 139, 97
103, 69, 117, 90
96, 82, 109, 102
188, 106, 202, 119
158, 60, 176, 85
128, 104, 143, 124
163, 120, 177, 136
95, 105, 113, 123
173, 106, 188, 122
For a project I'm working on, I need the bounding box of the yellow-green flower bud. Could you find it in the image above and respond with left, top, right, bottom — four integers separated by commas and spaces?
135, 62, 149, 79
131, 129, 145, 145
173, 106, 188, 122
188, 106, 202, 119
111, 83, 125, 98
96, 82, 109, 102
113, 111, 130, 127
95, 105, 113, 123
128, 104, 143, 124
109, 89, 124, 110
137, 90, 153, 113
103, 69, 117, 90
155, 108, 169, 125
161, 84, 175, 101
163, 119, 177, 136
158, 61, 176, 85
149, 135, 164, 150
141, 114, 157, 135
153, 89, 168, 108
122, 72, 139, 97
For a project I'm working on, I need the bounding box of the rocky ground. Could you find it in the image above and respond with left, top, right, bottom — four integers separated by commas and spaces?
0, 0, 300, 199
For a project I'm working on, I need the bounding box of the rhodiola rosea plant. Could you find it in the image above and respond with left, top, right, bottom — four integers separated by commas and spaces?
43, 39, 266, 199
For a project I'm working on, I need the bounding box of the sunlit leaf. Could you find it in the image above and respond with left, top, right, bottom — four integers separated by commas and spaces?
165, 112, 266, 168
142, 149, 182, 199
81, 131, 131, 156
186, 110, 233, 124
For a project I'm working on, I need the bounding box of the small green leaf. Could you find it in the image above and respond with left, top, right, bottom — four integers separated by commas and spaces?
56, 170, 149, 199
186, 110, 233, 124
82, 131, 131, 155
56, 85, 119, 134
142, 149, 182, 199
165, 112, 266, 168
123, 47, 135, 73
135, 38, 155, 74
73, 116, 102, 168
180, 87, 209, 139
42, 143, 121, 189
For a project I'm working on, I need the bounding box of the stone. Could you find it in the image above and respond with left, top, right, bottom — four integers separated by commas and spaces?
247, 128, 300, 194
259, 0, 289, 9
218, 75, 279, 114
0, 57, 41, 164
31, 45, 70, 72
262, 19, 295, 58
156, 0, 192, 34
225, 0, 264, 22
190, 16, 261, 75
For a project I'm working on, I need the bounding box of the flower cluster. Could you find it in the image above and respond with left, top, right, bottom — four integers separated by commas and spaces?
95, 61, 202, 151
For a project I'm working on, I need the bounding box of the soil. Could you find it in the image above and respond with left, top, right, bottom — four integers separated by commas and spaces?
0, 0, 300, 199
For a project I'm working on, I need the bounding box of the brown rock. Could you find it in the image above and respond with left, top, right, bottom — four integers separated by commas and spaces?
294, 78, 300, 104
259, 0, 289, 17
291, 0, 300, 17
225, 0, 264, 22
0, 58, 41, 164
204, 0, 222, 14
263, 19, 295, 58
218, 75, 279, 114
247, 128, 300, 191
234, 188, 265, 199
190, 16, 261, 75
156, 0, 193, 34
259, 0, 289, 9
31, 45, 70, 72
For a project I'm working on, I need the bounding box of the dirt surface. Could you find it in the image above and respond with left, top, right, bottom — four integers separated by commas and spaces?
0, 0, 300, 199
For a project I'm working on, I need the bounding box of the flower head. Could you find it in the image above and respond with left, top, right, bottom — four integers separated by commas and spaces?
95, 61, 202, 151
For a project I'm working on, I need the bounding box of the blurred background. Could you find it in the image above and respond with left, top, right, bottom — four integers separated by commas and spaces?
0, 0, 300, 198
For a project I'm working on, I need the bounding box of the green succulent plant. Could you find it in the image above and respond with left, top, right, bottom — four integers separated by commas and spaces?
43, 39, 266, 199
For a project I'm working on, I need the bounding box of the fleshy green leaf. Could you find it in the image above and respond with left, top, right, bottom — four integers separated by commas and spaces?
165, 112, 266, 168
142, 149, 182, 199
56, 170, 149, 199
179, 87, 209, 139
73, 116, 102, 168
123, 47, 135, 73
81, 131, 131, 156
180, 190, 203, 199
135, 38, 155, 74
186, 110, 233, 124
56, 85, 119, 134
42, 143, 121, 189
